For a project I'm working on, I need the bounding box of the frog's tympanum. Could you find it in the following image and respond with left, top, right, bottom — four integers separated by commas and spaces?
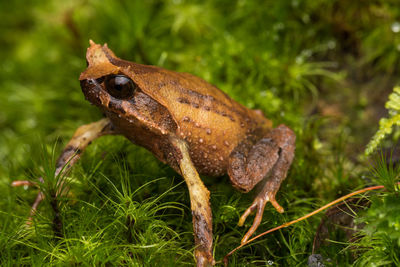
14, 41, 295, 266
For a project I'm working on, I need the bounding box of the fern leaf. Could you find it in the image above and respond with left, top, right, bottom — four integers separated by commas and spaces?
366, 87, 400, 155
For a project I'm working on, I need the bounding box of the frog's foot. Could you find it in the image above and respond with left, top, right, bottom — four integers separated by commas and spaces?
238, 187, 283, 244
238, 131, 294, 244
228, 124, 295, 245
12, 178, 45, 224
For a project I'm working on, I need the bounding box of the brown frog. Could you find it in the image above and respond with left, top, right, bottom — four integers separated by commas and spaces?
13, 41, 295, 266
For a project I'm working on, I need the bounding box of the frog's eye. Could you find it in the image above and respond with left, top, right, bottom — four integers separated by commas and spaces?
104, 75, 137, 99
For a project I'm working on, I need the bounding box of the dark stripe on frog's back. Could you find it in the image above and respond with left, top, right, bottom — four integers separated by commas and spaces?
164, 70, 255, 125
177, 96, 236, 122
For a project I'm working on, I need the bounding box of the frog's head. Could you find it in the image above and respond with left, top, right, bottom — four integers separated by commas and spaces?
79, 40, 159, 118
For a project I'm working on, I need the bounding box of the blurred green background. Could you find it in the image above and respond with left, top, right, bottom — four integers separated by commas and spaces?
1, 0, 400, 266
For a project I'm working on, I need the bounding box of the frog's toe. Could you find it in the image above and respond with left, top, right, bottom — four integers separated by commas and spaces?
268, 192, 284, 213
239, 191, 284, 244
239, 197, 267, 244
238, 199, 257, 227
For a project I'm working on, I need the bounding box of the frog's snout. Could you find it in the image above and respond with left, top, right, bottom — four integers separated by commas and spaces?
80, 78, 105, 107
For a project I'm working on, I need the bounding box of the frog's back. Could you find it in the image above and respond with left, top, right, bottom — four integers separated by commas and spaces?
129, 67, 270, 176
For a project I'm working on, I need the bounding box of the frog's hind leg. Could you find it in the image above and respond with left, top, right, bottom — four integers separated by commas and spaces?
12, 118, 116, 222
228, 125, 295, 244
170, 137, 214, 267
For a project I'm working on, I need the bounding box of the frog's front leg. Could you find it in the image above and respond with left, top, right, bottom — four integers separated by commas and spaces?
12, 118, 116, 221
170, 137, 214, 267
228, 125, 295, 244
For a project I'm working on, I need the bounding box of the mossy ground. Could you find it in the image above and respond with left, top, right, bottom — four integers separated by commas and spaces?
1, 1, 400, 266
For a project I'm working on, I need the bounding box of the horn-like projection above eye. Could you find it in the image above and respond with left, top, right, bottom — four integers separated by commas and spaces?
104, 75, 137, 99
